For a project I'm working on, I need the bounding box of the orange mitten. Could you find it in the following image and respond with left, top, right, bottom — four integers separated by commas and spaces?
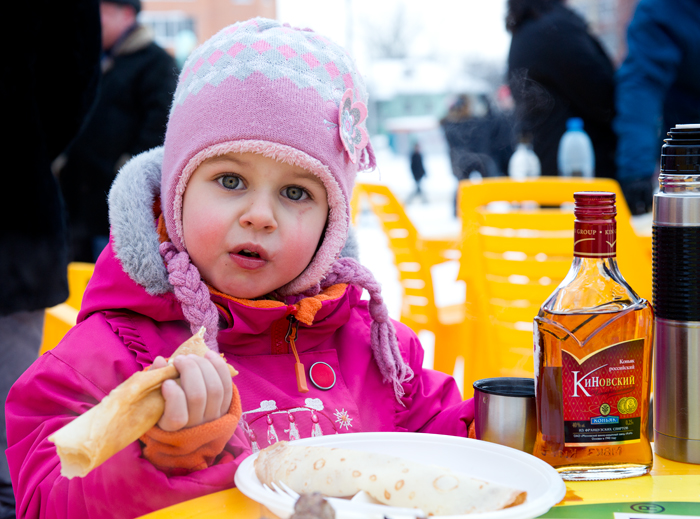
141, 383, 242, 474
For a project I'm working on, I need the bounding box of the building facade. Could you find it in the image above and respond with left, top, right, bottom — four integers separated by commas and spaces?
140, 0, 276, 55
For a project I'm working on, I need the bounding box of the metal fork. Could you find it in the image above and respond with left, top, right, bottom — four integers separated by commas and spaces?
271, 480, 425, 519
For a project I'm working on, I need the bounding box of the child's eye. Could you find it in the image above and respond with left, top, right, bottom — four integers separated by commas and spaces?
284, 186, 309, 201
219, 175, 242, 190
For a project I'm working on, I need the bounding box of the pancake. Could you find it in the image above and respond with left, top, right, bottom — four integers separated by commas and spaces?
255, 441, 526, 516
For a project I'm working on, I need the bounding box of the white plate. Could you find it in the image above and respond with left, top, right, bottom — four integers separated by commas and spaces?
234, 432, 565, 519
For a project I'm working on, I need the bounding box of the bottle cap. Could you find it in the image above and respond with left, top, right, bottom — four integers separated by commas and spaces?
573, 192, 616, 258
566, 117, 584, 131
574, 192, 616, 219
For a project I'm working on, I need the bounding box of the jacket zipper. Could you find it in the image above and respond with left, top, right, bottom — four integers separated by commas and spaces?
285, 315, 309, 393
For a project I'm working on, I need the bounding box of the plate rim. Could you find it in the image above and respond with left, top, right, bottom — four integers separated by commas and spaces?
234, 431, 566, 519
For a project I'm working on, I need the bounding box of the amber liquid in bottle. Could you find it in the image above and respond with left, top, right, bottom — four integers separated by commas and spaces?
533, 193, 654, 480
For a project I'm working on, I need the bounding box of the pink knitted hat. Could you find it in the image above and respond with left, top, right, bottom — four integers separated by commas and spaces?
161, 17, 374, 295
158, 18, 413, 401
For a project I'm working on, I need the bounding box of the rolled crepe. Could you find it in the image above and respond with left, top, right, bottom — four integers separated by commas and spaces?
49, 328, 238, 479
255, 441, 526, 516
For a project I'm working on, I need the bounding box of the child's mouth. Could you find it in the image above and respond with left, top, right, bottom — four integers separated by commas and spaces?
230, 245, 267, 270
238, 249, 260, 258
231, 248, 266, 270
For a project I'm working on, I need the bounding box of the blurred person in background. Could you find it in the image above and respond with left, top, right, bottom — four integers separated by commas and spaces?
479, 93, 516, 176
441, 94, 476, 181
441, 94, 512, 214
506, 0, 617, 179
56, 0, 178, 262
0, 1, 101, 517
441, 94, 501, 180
613, 0, 700, 215
406, 142, 428, 204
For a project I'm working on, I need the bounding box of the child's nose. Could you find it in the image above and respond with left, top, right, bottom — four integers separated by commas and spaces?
239, 195, 278, 232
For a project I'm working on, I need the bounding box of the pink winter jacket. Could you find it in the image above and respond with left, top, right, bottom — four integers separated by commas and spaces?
5, 148, 474, 519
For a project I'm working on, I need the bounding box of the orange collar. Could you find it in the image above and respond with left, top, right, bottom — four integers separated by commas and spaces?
209, 283, 348, 326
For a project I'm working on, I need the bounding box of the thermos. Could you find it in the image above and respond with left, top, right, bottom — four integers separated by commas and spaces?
653, 123, 700, 463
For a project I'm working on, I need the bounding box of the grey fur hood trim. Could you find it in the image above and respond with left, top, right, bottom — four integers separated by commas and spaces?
108, 147, 171, 295
107, 146, 359, 298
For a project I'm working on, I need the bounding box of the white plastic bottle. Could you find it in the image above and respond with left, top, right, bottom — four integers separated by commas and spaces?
508, 138, 541, 179
558, 117, 594, 177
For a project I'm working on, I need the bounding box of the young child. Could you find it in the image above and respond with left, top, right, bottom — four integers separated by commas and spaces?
6, 18, 474, 519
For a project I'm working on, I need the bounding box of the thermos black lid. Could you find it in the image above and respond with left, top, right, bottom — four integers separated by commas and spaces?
661, 124, 700, 173
654, 124, 700, 321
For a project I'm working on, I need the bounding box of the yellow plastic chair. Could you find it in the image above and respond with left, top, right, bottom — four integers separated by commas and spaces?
457, 177, 652, 388
350, 183, 362, 227
354, 182, 470, 387
39, 262, 95, 355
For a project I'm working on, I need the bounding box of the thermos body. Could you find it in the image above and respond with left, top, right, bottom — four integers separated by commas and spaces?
653, 124, 700, 464
654, 319, 700, 461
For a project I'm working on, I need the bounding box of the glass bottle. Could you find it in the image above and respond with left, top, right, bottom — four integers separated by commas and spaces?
533, 192, 654, 480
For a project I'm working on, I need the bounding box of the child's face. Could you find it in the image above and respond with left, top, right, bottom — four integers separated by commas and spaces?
182, 152, 329, 299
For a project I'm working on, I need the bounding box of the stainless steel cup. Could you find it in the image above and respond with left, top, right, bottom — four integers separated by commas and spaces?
653, 123, 700, 464
473, 377, 536, 453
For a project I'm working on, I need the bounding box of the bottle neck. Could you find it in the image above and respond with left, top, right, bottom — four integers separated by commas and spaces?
569, 256, 620, 275
574, 216, 616, 258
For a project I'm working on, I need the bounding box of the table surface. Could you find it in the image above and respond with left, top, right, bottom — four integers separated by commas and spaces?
138, 448, 700, 519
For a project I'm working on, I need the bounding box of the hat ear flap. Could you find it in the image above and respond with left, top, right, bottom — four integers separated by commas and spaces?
160, 241, 219, 351
321, 257, 414, 404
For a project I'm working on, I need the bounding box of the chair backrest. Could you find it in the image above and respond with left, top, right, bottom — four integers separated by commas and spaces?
350, 184, 362, 227
354, 182, 439, 333
65, 262, 95, 310
457, 177, 652, 382
40, 262, 95, 356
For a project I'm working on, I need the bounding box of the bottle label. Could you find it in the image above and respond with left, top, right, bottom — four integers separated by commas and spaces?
562, 339, 644, 446
574, 221, 616, 258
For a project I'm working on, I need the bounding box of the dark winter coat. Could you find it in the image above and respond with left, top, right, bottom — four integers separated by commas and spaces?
507, 2, 617, 178
58, 24, 177, 261
614, 0, 700, 184
0, 0, 101, 316
410, 150, 426, 182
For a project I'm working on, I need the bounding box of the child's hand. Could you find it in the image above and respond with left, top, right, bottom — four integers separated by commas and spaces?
151, 351, 233, 431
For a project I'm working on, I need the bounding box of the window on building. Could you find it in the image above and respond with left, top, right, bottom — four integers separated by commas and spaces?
139, 11, 195, 51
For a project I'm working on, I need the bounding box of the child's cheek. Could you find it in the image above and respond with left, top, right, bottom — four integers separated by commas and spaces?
288, 221, 312, 249
287, 216, 324, 260
187, 210, 229, 252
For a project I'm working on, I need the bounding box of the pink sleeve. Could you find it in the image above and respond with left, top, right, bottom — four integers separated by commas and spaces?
6, 317, 251, 519
393, 321, 475, 437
